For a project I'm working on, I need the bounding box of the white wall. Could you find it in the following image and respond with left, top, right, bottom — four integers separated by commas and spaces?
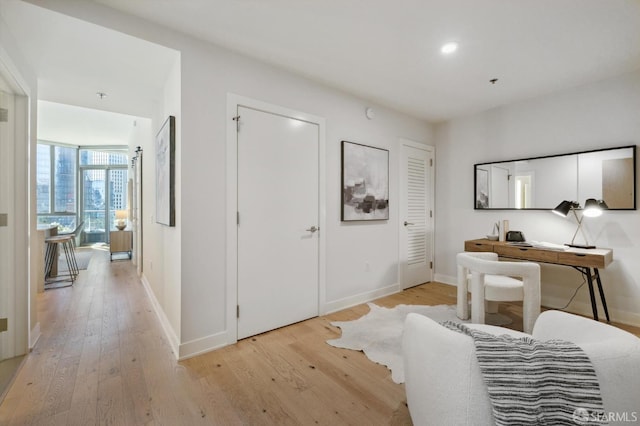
30, 1, 433, 356
177, 33, 432, 349
435, 70, 640, 325
141, 54, 181, 346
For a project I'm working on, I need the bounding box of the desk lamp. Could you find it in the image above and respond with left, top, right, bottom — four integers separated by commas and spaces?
552, 199, 607, 249
115, 210, 128, 231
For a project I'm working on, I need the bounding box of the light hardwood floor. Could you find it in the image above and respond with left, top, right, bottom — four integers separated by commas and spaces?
1, 248, 638, 425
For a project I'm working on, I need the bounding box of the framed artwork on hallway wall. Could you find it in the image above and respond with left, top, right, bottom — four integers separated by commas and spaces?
155, 115, 175, 226
341, 140, 389, 221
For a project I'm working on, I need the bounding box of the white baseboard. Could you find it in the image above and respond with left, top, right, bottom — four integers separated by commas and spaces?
178, 332, 231, 361
434, 273, 456, 286
542, 295, 640, 328
140, 274, 180, 359
322, 283, 401, 315
29, 322, 41, 349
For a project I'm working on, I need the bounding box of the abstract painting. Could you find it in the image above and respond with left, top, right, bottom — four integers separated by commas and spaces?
341, 140, 389, 221
476, 167, 489, 209
156, 116, 175, 226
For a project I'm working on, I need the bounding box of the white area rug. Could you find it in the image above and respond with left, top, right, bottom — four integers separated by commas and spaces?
58, 247, 94, 271
327, 303, 511, 384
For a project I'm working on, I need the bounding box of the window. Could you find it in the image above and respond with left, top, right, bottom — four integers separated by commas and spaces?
79, 147, 129, 244
37, 143, 77, 232
79, 148, 128, 166
37, 144, 129, 240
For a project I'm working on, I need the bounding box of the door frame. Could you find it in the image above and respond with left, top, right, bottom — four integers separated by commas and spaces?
0, 54, 30, 357
226, 94, 326, 344
398, 138, 435, 289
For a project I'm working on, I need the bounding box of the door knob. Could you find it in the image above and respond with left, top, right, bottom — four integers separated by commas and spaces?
306, 226, 319, 233
404, 221, 414, 226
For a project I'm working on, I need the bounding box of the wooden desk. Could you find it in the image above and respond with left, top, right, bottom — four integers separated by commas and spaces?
465, 239, 613, 322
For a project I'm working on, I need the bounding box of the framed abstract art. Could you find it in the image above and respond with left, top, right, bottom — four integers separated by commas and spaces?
341, 140, 389, 221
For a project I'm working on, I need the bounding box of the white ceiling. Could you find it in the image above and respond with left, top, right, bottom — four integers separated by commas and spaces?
90, 0, 640, 122
2, 1, 180, 117
3, 0, 640, 128
37, 100, 141, 146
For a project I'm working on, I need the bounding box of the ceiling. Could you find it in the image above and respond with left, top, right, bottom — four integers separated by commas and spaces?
37, 101, 143, 146
1, 1, 178, 118
3, 0, 640, 126
91, 0, 640, 122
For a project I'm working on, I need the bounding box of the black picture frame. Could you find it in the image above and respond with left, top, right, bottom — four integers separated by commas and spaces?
341, 140, 389, 221
155, 116, 175, 226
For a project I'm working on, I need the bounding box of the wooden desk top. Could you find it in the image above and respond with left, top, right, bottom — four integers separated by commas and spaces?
465, 239, 613, 269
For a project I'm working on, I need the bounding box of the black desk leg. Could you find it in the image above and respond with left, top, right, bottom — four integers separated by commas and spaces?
594, 268, 610, 322
585, 268, 599, 321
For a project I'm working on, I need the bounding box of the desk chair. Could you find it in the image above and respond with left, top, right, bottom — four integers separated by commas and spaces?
457, 252, 540, 333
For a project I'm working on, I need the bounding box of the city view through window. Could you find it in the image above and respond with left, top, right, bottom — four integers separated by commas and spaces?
37, 144, 128, 244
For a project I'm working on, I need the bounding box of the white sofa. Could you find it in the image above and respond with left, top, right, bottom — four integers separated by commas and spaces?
402, 310, 640, 426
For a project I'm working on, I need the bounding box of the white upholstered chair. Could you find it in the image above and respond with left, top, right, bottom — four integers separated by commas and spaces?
402, 310, 640, 426
457, 251, 540, 333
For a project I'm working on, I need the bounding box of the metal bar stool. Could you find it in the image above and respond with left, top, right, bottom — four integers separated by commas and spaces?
44, 234, 79, 289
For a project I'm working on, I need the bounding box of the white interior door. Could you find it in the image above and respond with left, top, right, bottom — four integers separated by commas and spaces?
399, 142, 434, 289
490, 165, 510, 208
237, 106, 319, 339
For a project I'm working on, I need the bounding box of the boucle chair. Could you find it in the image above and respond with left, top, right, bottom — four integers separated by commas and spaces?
403, 310, 640, 426
457, 251, 540, 333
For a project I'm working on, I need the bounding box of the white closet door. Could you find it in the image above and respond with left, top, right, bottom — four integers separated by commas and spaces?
400, 143, 433, 289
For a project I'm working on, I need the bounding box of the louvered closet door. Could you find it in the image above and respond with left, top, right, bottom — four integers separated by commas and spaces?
399, 143, 433, 289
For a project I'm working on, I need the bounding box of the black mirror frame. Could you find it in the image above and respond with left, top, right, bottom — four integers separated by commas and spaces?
474, 145, 636, 211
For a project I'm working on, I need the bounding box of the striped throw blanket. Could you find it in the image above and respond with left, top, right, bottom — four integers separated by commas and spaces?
442, 321, 607, 426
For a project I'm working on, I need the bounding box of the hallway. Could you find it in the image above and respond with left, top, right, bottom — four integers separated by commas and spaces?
0, 247, 415, 425
0, 247, 186, 424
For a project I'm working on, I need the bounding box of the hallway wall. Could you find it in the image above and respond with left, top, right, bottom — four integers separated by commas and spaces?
25, 0, 433, 358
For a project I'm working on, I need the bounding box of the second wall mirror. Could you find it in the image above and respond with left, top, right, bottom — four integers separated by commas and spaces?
474, 145, 636, 210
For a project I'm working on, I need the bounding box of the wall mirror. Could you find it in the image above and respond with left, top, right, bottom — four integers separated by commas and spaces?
474, 145, 636, 210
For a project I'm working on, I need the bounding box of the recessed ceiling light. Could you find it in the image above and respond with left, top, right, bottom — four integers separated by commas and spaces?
440, 42, 458, 55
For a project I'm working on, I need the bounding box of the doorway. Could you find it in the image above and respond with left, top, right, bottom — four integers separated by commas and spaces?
227, 95, 326, 342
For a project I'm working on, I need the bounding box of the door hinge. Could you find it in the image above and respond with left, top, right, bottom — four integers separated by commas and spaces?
232, 115, 240, 132
430, 210, 433, 218
236, 305, 240, 318
0, 318, 7, 332
237, 211, 240, 225
429, 261, 433, 269
429, 158, 433, 167
0, 213, 7, 227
